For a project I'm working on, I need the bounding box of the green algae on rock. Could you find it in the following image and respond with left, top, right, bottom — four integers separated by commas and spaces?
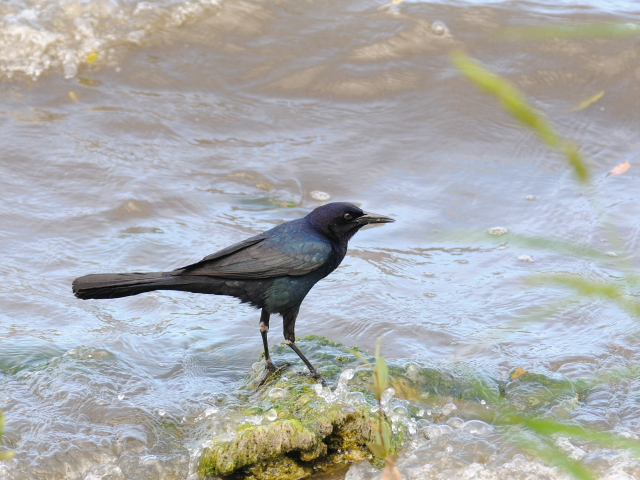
199, 337, 399, 479
202, 418, 316, 475
197, 336, 589, 480
201, 406, 384, 478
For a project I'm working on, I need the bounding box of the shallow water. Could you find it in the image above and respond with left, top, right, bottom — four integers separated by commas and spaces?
1, 0, 640, 478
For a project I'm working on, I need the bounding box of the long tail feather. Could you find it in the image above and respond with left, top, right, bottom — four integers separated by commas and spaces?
73, 272, 182, 299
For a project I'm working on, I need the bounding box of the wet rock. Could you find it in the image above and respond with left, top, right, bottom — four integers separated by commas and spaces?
200, 396, 388, 479
199, 336, 403, 479
198, 336, 588, 480
504, 369, 583, 415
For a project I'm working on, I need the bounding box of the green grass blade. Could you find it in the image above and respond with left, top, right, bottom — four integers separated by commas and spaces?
0, 410, 13, 461
510, 432, 596, 480
451, 51, 589, 183
572, 91, 605, 111
526, 274, 640, 318
501, 23, 640, 41
346, 347, 372, 367
522, 417, 640, 455
375, 357, 389, 395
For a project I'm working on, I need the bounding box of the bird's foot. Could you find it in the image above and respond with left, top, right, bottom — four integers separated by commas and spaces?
296, 370, 327, 386
258, 361, 291, 387
265, 359, 283, 372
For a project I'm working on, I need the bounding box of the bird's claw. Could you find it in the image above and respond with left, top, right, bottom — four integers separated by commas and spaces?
296, 370, 327, 386
258, 361, 291, 387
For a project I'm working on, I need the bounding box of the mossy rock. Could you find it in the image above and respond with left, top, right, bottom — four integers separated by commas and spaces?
199, 336, 589, 480
199, 336, 402, 479
201, 405, 381, 479
503, 370, 583, 414
245, 456, 311, 480
202, 418, 317, 475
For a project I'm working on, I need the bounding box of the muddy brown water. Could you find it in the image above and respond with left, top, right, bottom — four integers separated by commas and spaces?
1, 0, 640, 478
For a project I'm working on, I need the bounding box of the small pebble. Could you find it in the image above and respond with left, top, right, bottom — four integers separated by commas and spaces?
606, 252, 618, 257
517, 255, 534, 262
525, 195, 536, 201
431, 21, 447, 35
488, 227, 509, 236
310, 191, 330, 201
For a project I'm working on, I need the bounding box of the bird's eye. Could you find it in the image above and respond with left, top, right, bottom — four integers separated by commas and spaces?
343, 213, 353, 220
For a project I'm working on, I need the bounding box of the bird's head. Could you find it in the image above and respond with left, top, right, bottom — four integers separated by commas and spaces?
306, 202, 394, 243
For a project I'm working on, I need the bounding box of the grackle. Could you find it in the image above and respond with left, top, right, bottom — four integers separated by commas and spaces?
72, 202, 394, 383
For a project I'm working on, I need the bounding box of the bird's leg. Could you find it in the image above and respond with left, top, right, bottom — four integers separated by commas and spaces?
259, 309, 276, 372
258, 309, 290, 386
287, 342, 323, 379
283, 309, 325, 384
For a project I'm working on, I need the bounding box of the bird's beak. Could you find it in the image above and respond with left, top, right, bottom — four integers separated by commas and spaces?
355, 211, 395, 225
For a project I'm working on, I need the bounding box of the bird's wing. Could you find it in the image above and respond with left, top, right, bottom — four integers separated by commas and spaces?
200, 236, 265, 263
172, 229, 332, 279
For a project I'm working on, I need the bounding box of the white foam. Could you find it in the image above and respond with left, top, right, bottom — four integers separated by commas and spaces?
314, 368, 356, 403
0, 0, 219, 79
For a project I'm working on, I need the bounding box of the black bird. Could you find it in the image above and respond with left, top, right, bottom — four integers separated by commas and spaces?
72, 202, 394, 382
